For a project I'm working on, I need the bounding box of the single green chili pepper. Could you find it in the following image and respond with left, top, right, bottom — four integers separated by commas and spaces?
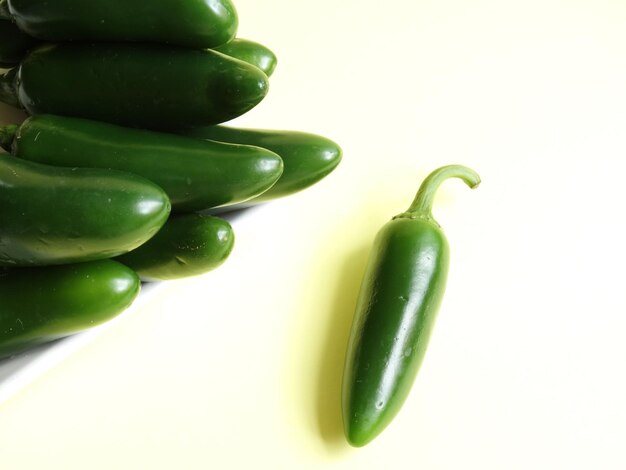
0, 0, 237, 49
0, 154, 171, 267
0, 19, 38, 67
0, 114, 283, 212
214, 38, 277, 77
0, 259, 140, 359
342, 165, 480, 447
0, 43, 269, 129
116, 214, 234, 281
174, 126, 342, 207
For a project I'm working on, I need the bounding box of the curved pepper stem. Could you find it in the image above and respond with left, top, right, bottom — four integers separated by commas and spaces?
0, 68, 20, 108
396, 164, 481, 223
0, 123, 17, 152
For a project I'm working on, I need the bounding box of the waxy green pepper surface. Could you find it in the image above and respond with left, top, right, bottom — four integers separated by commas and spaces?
0, 154, 171, 267
0, 259, 140, 359
176, 125, 342, 207
0, 115, 284, 212
117, 214, 234, 281
0, 0, 238, 49
342, 165, 480, 447
0, 43, 269, 129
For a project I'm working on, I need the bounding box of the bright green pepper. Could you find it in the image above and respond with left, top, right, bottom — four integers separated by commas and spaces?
116, 214, 234, 281
214, 38, 277, 77
0, 154, 171, 267
342, 165, 480, 447
0, 259, 140, 359
0, 19, 38, 67
0, 43, 269, 129
0, 114, 284, 213
0, 0, 237, 49
175, 126, 342, 207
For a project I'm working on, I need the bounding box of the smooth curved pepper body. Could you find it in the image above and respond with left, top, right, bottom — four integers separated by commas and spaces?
5, 115, 283, 212
343, 218, 449, 446
10, 43, 269, 129
0, 19, 38, 67
5, 0, 237, 49
342, 165, 480, 447
0, 154, 171, 266
116, 214, 234, 281
176, 126, 342, 206
214, 38, 277, 77
0, 259, 140, 359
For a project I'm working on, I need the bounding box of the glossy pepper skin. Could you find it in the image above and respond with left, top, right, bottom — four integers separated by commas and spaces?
0, 259, 140, 359
214, 38, 277, 77
116, 214, 234, 281
0, 0, 238, 49
0, 19, 38, 67
1, 115, 284, 212
0, 154, 171, 267
342, 165, 480, 447
1, 43, 269, 129
176, 126, 342, 207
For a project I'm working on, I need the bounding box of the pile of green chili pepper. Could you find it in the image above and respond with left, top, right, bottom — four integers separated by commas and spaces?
0, 0, 342, 359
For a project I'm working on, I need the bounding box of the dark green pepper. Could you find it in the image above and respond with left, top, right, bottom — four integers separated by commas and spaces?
214, 38, 277, 77
0, 0, 237, 49
0, 114, 283, 212
0, 19, 38, 67
0, 259, 140, 359
0, 33, 276, 77
116, 214, 234, 281
175, 126, 342, 207
342, 165, 480, 447
0, 154, 171, 267
0, 43, 269, 129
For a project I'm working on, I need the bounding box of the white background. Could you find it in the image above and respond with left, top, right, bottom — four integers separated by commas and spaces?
1, 0, 625, 468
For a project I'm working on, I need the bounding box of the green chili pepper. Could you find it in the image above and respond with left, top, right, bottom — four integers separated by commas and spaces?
116, 214, 234, 281
0, 19, 38, 67
0, 154, 171, 267
174, 126, 342, 207
0, 0, 237, 49
214, 38, 277, 77
0, 114, 283, 212
0, 259, 140, 359
342, 165, 480, 447
0, 43, 269, 129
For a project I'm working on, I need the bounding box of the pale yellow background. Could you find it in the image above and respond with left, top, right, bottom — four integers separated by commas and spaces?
1, 0, 626, 468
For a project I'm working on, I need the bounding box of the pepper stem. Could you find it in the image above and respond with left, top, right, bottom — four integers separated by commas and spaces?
0, 124, 17, 152
398, 164, 481, 222
0, 68, 20, 108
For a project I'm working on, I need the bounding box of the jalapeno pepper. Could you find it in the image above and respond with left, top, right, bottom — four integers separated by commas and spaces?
0, 154, 171, 267
342, 165, 480, 447
116, 214, 234, 281
0, 114, 283, 212
0, 30, 275, 77
0, 19, 38, 67
0, 259, 140, 359
214, 38, 277, 77
174, 125, 342, 207
0, 0, 238, 49
0, 43, 269, 129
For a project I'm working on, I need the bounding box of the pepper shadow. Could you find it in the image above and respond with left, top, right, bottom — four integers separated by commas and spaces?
0, 102, 27, 127
316, 244, 371, 451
